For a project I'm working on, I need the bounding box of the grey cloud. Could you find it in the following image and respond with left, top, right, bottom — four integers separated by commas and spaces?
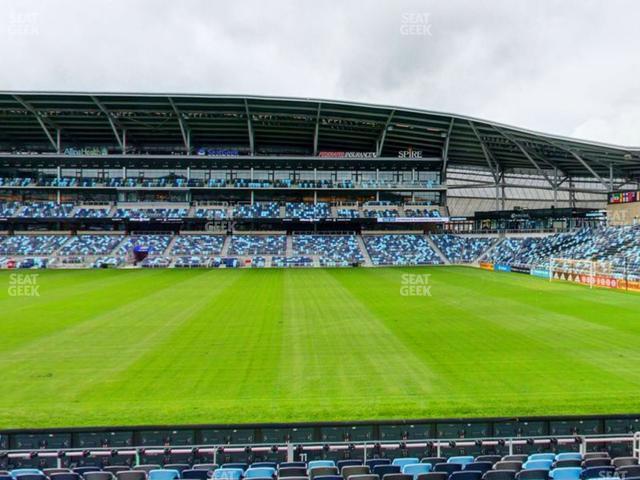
0, 0, 638, 145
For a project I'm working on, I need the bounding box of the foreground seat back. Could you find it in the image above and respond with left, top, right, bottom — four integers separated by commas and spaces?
342, 467, 369, 479
483, 471, 516, 480
580, 466, 615, 479
74, 468, 102, 476
117, 472, 147, 480
372, 467, 400, 478
582, 459, 610, 469
516, 469, 549, 480
416, 474, 447, 480
613, 458, 638, 469
103, 467, 130, 475
382, 474, 412, 480
181, 471, 209, 480
346, 475, 379, 480
338, 463, 362, 472
450, 472, 482, 480
280, 468, 308, 478
494, 463, 522, 472
616, 466, 640, 477
464, 463, 493, 474
433, 464, 462, 475
50, 473, 81, 480
85, 472, 115, 480
310, 468, 339, 480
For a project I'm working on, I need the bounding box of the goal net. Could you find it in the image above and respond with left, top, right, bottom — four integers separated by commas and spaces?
549, 257, 640, 291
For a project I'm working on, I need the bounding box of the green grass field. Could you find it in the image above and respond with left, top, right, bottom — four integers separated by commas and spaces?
1, 266, 639, 429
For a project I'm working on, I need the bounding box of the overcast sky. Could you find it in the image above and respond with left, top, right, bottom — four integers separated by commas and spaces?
1, 0, 639, 146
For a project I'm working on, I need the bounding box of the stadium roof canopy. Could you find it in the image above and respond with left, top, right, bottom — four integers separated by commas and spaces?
1, 92, 639, 181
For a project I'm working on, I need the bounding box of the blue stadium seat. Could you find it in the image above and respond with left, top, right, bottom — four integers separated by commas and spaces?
10, 472, 42, 478
309, 463, 336, 470
548, 468, 581, 480
448, 458, 475, 466
392, 460, 420, 469
528, 455, 555, 463
212, 469, 244, 480
402, 464, 432, 479
148, 470, 180, 480
9, 475, 46, 480
221, 465, 246, 471
244, 468, 276, 479
554, 454, 582, 462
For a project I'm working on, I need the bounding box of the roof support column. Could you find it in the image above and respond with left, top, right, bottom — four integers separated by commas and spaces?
13, 95, 58, 151
168, 97, 190, 153
495, 127, 556, 189
90, 96, 124, 151
553, 167, 559, 207
375, 110, 395, 157
546, 140, 610, 191
313, 104, 321, 156
244, 100, 255, 156
609, 163, 614, 191
441, 118, 454, 207
469, 121, 501, 190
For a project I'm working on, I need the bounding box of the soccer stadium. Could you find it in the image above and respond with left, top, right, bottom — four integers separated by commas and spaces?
1, 88, 640, 473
